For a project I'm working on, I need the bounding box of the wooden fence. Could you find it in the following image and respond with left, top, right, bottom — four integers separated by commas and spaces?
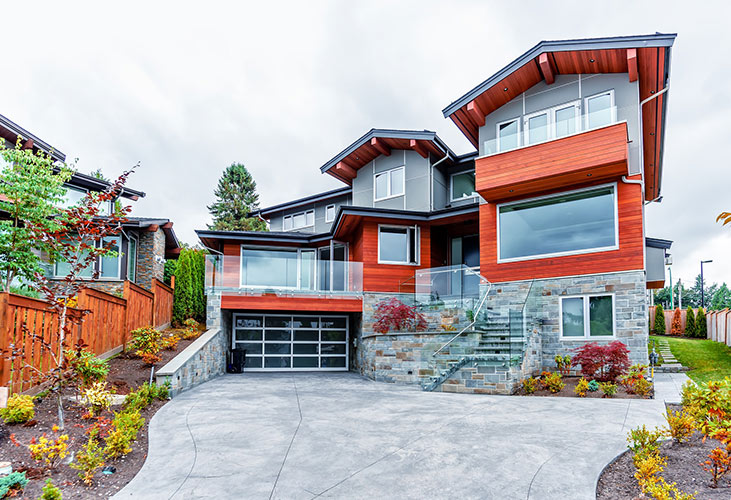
648, 306, 703, 334
707, 309, 731, 347
0, 280, 174, 393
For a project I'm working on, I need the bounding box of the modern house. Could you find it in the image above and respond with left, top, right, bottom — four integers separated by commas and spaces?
198, 33, 675, 393
0, 113, 180, 293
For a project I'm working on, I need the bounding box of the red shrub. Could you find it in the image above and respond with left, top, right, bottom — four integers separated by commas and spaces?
372, 297, 427, 334
670, 308, 682, 335
571, 341, 631, 382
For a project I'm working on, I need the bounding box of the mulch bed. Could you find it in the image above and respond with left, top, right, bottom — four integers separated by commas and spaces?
596, 404, 731, 499
0, 327, 196, 499
516, 376, 653, 399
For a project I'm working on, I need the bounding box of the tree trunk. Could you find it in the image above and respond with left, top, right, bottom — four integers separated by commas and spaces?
56, 303, 67, 431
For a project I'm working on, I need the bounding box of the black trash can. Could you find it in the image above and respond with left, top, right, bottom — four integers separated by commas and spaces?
228, 349, 247, 373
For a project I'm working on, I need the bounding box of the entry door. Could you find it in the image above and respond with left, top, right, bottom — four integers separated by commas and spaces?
450, 235, 480, 298
232, 313, 349, 371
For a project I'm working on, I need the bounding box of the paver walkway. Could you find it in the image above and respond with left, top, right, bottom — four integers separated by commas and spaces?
652, 337, 685, 371
115, 373, 679, 500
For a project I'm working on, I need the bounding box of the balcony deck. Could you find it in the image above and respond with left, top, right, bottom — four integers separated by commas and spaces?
475, 122, 629, 202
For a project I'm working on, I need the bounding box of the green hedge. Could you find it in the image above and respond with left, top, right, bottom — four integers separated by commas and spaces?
172, 248, 206, 326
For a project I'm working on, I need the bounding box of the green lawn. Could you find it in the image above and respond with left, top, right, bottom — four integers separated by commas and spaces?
650, 335, 731, 385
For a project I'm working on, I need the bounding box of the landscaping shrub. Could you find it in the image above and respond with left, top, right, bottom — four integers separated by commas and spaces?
644, 477, 696, 500
702, 447, 731, 488
599, 382, 617, 397
180, 318, 201, 340
522, 377, 538, 394
372, 297, 428, 334
66, 347, 109, 387
685, 306, 697, 338
633, 451, 666, 494
654, 304, 666, 334
670, 308, 682, 335
123, 382, 170, 413
621, 364, 648, 394
28, 432, 70, 468
574, 378, 590, 397
571, 341, 630, 382
0, 472, 28, 498
160, 333, 181, 350
40, 479, 62, 500
587, 380, 599, 392
0, 393, 35, 424
540, 372, 564, 393
172, 248, 206, 325
633, 377, 653, 397
554, 354, 572, 375
627, 425, 663, 459
130, 326, 163, 364
663, 408, 694, 443
696, 308, 707, 338
81, 382, 114, 416
104, 409, 145, 459
71, 431, 106, 485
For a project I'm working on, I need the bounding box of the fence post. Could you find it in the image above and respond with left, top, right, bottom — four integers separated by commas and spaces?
0, 293, 11, 390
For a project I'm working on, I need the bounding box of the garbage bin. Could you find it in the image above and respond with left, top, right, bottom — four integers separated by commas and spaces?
228, 349, 247, 373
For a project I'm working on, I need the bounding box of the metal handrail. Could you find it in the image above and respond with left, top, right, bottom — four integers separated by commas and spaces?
432, 267, 491, 356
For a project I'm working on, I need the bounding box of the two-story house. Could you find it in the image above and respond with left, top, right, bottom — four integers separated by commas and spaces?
198, 33, 675, 392
0, 113, 180, 293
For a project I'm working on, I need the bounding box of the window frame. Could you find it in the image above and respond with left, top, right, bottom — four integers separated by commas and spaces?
496, 117, 521, 152
99, 236, 122, 280
584, 90, 616, 130
523, 100, 582, 146
373, 166, 406, 202
240, 245, 326, 290
53, 236, 124, 280
127, 234, 138, 282
496, 182, 619, 263
377, 224, 419, 266
559, 294, 616, 340
325, 204, 336, 223
449, 170, 477, 202
282, 209, 315, 231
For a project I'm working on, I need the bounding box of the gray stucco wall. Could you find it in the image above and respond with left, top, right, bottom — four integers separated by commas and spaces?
478, 74, 641, 176
352, 150, 431, 211
268, 194, 351, 233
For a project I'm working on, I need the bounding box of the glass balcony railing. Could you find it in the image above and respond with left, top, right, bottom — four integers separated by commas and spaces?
205, 254, 363, 297
483, 104, 627, 157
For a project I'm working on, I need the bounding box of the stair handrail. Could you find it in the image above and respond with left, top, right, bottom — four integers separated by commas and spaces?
432, 267, 491, 357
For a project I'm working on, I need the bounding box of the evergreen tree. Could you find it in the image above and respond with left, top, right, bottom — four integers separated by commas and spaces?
163, 259, 177, 286
710, 282, 731, 310
653, 304, 666, 334
172, 248, 206, 325
685, 306, 696, 338
208, 163, 267, 231
670, 308, 682, 335
696, 308, 707, 338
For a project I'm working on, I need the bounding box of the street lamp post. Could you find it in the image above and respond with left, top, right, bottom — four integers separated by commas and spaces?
701, 260, 713, 309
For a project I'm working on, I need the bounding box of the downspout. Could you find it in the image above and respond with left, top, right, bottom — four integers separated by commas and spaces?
430, 151, 452, 211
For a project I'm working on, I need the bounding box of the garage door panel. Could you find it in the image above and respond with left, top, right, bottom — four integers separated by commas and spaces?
233, 313, 349, 372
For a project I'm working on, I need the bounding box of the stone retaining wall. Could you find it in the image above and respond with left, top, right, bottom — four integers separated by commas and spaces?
156, 328, 227, 396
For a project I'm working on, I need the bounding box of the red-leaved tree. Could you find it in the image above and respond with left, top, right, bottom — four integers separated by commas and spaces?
0, 168, 135, 429
372, 297, 428, 334
571, 341, 631, 382
670, 308, 683, 336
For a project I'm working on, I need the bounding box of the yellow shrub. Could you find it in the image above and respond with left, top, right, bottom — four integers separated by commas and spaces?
29, 433, 69, 468
664, 408, 695, 443
0, 394, 35, 424
574, 378, 590, 397
633, 452, 666, 493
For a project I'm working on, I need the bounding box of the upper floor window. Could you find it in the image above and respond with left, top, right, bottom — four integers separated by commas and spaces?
127, 236, 138, 282
585, 90, 615, 130
54, 235, 122, 279
498, 185, 617, 262
451, 171, 477, 201
325, 205, 336, 223
525, 101, 581, 146
374, 166, 405, 201
283, 210, 314, 231
62, 186, 87, 208
378, 225, 418, 265
497, 119, 520, 151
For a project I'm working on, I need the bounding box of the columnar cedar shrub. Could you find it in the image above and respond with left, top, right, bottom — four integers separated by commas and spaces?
696, 308, 707, 338
685, 306, 697, 338
571, 341, 630, 382
172, 248, 206, 325
670, 308, 682, 335
372, 297, 427, 334
653, 304, 666, 334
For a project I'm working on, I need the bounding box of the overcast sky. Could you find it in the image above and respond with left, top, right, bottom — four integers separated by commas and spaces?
3, 1, 730, 287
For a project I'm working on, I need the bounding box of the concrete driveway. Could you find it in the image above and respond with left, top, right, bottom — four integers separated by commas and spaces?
115, 373, 668, 500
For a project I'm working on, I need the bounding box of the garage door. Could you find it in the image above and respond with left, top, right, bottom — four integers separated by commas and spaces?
232, 313, 349, 371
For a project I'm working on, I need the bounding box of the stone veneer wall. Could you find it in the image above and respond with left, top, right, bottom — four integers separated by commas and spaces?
156, 328, 228, 396
80, 280, 125, 296
137, 228, 166, 290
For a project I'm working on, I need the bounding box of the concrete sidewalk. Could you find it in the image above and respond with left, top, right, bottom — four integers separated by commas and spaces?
115, 373, 674, 500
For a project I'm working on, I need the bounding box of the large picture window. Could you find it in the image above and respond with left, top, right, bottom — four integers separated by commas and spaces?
378, 226, 418, 265
498, 185, 617, 261
560, 295, 614, 338
241, 247, 298, 288
374, 166, 405, 201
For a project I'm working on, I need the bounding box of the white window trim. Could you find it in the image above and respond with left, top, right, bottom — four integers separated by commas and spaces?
282, 209, 315, 232
449, 170, 478, 202
325, 204, 336, 223
523, 100, 582, 146
377, 224, 420, 266
559, 293, 616, 340
53, 236, 123, 281
584, 89, 616, 131
496, 182, 620, 263
496, 117, 521, 152
373, 166, 405, 202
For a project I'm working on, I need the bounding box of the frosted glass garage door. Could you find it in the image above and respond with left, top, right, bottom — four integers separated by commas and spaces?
232, 314, 348, 371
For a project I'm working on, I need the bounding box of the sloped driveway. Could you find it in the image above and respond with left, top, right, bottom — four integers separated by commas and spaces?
115, 373, 667, 500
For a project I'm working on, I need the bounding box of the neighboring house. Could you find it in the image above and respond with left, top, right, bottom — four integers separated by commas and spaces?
198, 34, 675, 392
0, 113, 180, 294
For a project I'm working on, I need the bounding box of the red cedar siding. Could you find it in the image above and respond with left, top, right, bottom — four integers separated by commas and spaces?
220, 295, 362, 312
479, 179, 644, 283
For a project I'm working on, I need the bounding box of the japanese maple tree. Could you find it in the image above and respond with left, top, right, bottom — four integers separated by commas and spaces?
571, 341, 630, 382
372, 297, 428, 334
